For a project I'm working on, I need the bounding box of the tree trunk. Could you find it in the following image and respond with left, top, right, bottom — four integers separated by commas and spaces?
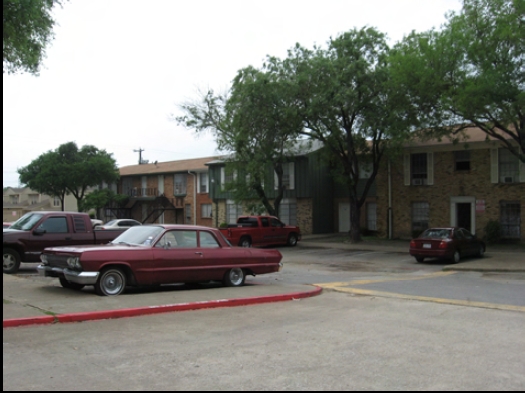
348, 195, 362, 243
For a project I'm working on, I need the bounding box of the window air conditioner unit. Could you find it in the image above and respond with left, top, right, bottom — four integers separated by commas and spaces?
412, 179, 424, 186
501, 176, 515, 183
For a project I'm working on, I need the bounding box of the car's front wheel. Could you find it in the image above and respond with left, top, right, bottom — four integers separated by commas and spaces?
3, 248, 21, 274
223, 268, 246, 287
287, 233, 298, 247
59, 277, 85, 291
95, 267, 126, 296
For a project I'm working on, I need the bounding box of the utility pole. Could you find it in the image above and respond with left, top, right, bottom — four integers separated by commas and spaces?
133, 148, 144, 165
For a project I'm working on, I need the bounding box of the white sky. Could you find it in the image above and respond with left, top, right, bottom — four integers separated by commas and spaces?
3, 0, 462, 188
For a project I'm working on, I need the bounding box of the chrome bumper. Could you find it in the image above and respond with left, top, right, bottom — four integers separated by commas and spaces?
37, 265, 99, 285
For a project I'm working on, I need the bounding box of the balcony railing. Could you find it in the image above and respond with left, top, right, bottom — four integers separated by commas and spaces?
127, 188, 159, 197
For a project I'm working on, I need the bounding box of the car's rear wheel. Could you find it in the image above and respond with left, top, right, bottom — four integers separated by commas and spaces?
287, 233, 298, 247
223, 268, 246, 287
3, 248, 21, 274
95, 267, 126, 296
239, 237, 252, 248
415, 257, 424, 263
452, 250, 461, 263
59, 277, 85, 290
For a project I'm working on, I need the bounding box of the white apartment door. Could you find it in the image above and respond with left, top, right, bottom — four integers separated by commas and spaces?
339, 203, 350, 233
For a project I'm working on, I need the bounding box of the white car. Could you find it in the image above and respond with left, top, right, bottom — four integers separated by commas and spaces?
91, 219, 104, 228
96, 219, 142, 230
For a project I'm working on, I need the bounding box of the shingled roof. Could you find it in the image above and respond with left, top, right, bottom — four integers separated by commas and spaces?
119, 156, 222, 176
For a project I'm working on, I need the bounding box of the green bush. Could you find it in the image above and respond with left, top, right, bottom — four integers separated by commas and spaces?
219, 222, 228, 228
484, 220, 501, 244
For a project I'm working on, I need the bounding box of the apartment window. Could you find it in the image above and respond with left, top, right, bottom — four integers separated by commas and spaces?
499, 148, 519, 183
185, 204, 192, 224
199, 172, 209, 193
53, 196, 61, 207
122, 178, 133, 195
226, 200, 243, 224
274, 162, 295, 190
174, 174, 187, 195
412, 202, 429, 236
29, 195, 39, 205
9, 195, 19, 204
411, 153, 428, 185
221, 168, 237, 191
201, 204, 212, 219
279, 199, 297, 226
500, 201, 521, 239
454, 150, 471, 171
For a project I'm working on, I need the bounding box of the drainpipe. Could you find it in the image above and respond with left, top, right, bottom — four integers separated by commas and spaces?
188, 171, 197, 225
388, 160, 393, 239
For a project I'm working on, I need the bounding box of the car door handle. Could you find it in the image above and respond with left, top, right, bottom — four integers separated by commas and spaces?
195, 252, 203, 255
65, 237, 72, 240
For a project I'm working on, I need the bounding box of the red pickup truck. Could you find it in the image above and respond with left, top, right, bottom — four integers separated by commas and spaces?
3, 211, 127, 274
219, 216, 301, 248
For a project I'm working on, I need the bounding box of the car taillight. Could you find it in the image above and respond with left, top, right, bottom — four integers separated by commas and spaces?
410, 240, 416, 247
438, 240, 450, 249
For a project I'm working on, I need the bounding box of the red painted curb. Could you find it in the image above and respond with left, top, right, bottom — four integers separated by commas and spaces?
3, 315, 56, 328
3, 286, 322, 328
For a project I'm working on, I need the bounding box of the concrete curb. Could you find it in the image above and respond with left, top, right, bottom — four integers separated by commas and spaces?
3, 286, 323, 329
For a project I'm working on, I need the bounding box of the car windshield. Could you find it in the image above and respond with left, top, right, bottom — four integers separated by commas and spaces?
9, 213, 44, 231
421, 229, 451, 239
104, 220, 117, 226
111, 226, 164, 246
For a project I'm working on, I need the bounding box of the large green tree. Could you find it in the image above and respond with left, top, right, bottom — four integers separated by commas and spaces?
18, 149, 69, 210
274, 28, 414, 242
177, 66, 303, 217
18, 142, 120, 211
3, 0, 65, 75
390, 0, 524, 162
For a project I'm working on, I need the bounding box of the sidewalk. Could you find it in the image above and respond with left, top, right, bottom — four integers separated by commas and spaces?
3, 274, 321, 328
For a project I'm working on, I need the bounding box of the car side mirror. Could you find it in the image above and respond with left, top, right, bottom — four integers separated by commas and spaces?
33, 228, 46, 236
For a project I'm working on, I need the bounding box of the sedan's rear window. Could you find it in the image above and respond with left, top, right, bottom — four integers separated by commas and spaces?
421, 229, 451, 239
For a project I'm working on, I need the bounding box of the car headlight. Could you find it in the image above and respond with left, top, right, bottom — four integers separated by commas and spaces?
67, 257, 82, 269
40, 254, 48, 264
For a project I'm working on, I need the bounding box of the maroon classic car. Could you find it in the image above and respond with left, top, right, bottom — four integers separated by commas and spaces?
37, 225, 283, 296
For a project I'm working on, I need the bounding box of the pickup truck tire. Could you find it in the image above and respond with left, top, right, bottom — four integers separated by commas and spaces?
223, 268, 246, 287
3, 248, 21, 274
239, 237, 252, 248
95, 267, 126, 296
59, 277, 85, 291
287, 234, 299, 247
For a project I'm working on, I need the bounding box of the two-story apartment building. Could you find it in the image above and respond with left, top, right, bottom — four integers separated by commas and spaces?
375, 128, 525, 242
114, 157, 219, 226
3, 187, 79, 222
110, 128, 523, 243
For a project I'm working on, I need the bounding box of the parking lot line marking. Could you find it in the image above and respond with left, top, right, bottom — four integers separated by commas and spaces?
316, 271, 457, 289
316, 285, 525, 313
